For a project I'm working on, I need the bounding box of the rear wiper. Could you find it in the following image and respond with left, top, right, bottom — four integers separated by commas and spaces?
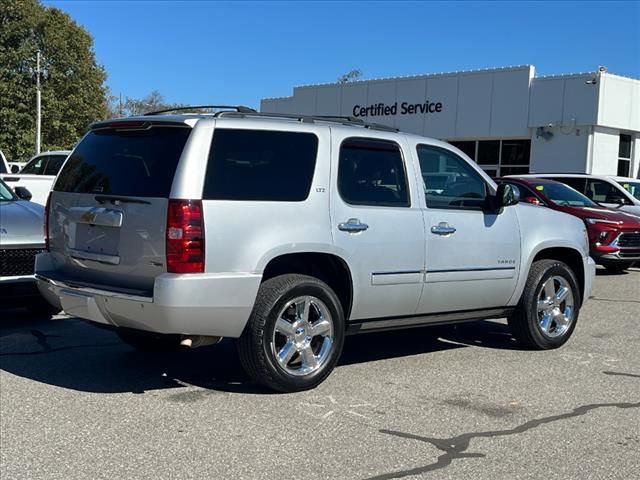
95, 195, 151, 205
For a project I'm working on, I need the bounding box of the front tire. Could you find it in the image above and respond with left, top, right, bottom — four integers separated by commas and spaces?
238, 274, 345, 393
508, 259, 580, 349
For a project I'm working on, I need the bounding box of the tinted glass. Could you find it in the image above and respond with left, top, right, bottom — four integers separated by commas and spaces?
617, 180, 640, 201
21, 156, 47, 175
505, 182, 543, 204
500, 166, 529, 176
586, 179, 626, 203
618, 134, 632, 159
533, 182, 597, 207
0, 161, 6, 174
500, 140, 531, 166
44, 155, 67, 175
203, 129, 318, 201
477, 140, 500, 166
448, 141, 476, 160
553, 177, 587, 195
55, 127, 191, 197
339, 138, 409, 207
417, 145, 487, 209
617, 159, 630, 177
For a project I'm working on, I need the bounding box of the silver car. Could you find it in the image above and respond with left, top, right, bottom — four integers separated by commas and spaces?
0, 179, 59, 315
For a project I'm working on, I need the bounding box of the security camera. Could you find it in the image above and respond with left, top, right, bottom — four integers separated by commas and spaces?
598, 66, 607, 73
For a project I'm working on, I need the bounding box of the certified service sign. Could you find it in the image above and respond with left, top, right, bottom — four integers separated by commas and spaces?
352, 101, 443, 118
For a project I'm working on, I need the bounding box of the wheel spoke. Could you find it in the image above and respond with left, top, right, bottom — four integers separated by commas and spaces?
554, 286, 570, 305
537, 299, 550, 312
275, 317, 296, 337
540, 312, 553, 332
295, 297, 311, 322
300, 345, 318, 370
543, 279, 556, 301
277, 341, 296, 368
311, 318, 331, 337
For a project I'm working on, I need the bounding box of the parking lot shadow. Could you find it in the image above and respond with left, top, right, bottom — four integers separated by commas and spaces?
1, 309, 516, 395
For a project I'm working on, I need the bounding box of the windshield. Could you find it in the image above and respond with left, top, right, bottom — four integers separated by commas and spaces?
0, 180, 17, 201
534, 182, 598, 207
617, 181, 640, 201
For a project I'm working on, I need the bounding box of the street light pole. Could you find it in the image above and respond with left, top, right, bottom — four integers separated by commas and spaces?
35, 50, 41, 155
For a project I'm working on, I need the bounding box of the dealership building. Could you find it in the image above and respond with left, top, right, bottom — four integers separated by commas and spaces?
261, 65, 640, 178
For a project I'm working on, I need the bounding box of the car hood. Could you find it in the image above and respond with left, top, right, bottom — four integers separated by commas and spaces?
561, 205, 640, 228
0, 200, 45, 247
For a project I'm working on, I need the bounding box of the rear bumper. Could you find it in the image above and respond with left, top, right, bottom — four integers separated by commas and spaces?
36, 257, 262, 338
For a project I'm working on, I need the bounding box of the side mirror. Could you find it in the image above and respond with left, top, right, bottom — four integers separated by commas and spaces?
496, 183, 519, 208
10, 165, 20, 173
14, 186, 32, 201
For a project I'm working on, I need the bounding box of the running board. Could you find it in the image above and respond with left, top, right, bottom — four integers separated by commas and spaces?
346, 307, 514, 334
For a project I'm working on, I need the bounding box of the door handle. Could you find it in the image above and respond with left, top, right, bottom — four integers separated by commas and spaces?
338, 218, 369, 233
431, 222, 456, 235
3, 177, 19, 182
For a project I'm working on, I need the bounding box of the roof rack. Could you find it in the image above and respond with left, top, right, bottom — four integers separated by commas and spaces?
216, 111, 399, 132
143, 105, 257, 116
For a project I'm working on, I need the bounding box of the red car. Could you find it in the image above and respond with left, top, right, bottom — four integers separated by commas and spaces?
498, 177, 640, 272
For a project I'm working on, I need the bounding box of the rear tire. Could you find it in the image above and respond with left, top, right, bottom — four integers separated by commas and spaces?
116, 329, 181, 352
238, 274, 345, 393
508, 259, 580, 349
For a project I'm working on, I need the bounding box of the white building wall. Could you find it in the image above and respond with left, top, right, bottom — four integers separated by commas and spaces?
590, 126, 622, 175
598, 73, 640, 132
529, 126, 589, 173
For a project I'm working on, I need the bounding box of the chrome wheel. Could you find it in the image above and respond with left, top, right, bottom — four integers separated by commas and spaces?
271, 295, 334, 377
536, 275, 574, 338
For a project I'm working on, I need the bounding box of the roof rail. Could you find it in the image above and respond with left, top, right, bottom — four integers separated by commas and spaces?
143, 105, 256, 116
216, 111, 399, 132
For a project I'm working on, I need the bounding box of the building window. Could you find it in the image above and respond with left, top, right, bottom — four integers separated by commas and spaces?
447, 139, 531, 177
617, 134, 632, 177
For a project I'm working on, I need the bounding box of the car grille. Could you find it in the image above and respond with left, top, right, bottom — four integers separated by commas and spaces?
0, 248, 45, 277
618, 232, 640, 248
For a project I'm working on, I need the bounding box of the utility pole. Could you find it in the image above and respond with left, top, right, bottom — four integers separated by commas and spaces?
35, 50, 41, 155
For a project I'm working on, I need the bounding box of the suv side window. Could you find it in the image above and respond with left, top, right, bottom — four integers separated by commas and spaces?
586, 179, 627, 203
554, 177, 587, 196
416, 145, 487, 209
203, 129, 318, 201
21, 155, 47, 175
338, 138, 409, 207
43, 155, 67, 175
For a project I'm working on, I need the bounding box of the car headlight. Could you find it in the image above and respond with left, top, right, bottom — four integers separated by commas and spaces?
585, 218, 622, 225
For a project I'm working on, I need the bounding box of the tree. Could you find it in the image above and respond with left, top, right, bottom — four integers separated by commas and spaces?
0, 0, 107, 161
337, 69, 362, 84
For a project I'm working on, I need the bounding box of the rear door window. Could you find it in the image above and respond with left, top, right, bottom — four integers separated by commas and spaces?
54, 127, 191, 197
21, 155, 48, 175
554, 177, 587, 196
586, 179, 624, 203
203, 129, 318, 201
43, 155, 67, 175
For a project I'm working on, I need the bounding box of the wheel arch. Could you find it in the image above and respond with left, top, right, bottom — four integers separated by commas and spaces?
261, 252, 354, 320
530, 247, 585, 305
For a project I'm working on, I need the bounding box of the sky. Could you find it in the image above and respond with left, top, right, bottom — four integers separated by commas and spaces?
45, 1, 640, 109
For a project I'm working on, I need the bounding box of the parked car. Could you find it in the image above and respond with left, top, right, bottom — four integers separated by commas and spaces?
523, 174, 640, 217
0, 150, 71, 206
0, 179, 60, 315
36, 108, 595, 392
500, 177, 640, 272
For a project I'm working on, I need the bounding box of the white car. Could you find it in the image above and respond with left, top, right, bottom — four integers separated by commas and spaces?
0, 150, 71, 205
522, 174, 640, 217
36, 108, 595, 392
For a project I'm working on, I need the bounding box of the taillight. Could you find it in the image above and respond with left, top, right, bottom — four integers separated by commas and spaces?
166, 200, 205, 273
44, 193, 51, 251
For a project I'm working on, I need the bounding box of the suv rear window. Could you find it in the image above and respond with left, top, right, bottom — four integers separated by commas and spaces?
203, 129, 318, 201
54, 127, 191, 197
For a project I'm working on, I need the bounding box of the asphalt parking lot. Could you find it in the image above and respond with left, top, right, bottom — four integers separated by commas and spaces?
1, 267, 639, 480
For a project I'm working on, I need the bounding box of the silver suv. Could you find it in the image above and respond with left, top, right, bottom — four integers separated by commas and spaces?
36, 107, 596, 392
